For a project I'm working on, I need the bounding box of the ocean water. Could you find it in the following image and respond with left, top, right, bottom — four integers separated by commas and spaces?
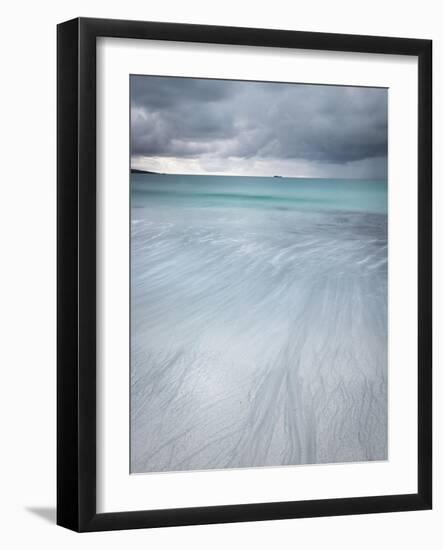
130, 173, 388, 473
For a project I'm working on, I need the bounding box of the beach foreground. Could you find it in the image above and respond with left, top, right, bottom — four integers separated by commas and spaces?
130, 174, 388, 473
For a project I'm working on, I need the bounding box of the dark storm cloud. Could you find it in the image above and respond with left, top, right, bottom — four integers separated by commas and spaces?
131, 75, 387, 177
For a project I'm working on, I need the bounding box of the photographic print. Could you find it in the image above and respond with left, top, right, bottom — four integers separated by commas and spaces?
130, 75, 388, 474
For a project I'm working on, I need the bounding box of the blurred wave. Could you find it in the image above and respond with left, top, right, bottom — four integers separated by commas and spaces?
130, 174, 387, 473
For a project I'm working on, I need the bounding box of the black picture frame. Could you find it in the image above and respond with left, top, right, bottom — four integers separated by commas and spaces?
57, 17, 432, 532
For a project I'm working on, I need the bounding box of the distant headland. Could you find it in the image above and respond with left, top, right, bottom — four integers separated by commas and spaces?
131, 168, 161, 175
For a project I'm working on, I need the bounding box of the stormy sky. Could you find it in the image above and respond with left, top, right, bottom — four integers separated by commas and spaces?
131, 75, 387, 179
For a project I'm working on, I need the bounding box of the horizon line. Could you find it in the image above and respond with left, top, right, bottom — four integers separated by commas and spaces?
130, 168, 387, 181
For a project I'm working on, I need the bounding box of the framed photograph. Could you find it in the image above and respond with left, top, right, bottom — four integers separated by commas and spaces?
57, 17, 432, 532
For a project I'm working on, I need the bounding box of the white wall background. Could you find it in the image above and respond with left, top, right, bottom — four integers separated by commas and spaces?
0, 0, 440, 547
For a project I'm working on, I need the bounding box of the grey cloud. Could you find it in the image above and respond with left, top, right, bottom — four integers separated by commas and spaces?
130, 75, 387, 178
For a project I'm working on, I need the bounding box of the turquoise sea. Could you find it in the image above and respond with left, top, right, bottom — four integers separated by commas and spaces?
130, 173, 388, 473
131, 173, 387, 214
